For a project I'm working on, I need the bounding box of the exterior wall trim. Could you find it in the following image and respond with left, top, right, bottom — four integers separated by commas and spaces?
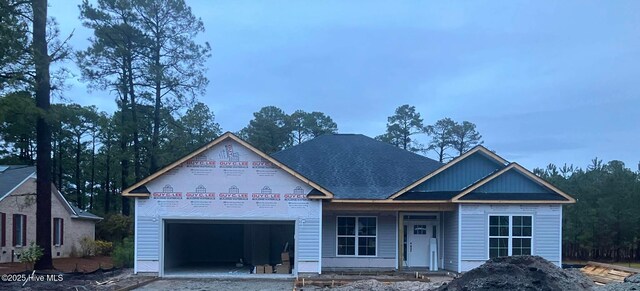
457, 204, 462, 273
134, 198, 138, 274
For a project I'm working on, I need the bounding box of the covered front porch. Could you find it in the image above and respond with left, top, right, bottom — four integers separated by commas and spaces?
321, 202, 458, 273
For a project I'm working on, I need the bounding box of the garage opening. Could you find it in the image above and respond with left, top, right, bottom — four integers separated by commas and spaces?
163, 220, 295, 276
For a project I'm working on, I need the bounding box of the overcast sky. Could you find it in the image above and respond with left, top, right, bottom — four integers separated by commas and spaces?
49, 1, 640, 170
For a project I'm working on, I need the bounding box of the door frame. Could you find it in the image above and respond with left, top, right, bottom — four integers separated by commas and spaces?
398, 212, 441, 269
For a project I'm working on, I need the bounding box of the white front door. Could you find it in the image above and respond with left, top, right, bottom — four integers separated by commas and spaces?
406, 221, 433, 267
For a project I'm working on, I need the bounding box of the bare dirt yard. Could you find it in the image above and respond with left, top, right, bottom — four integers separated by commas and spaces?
0, 256, 114, 274
0, 268, 156, 291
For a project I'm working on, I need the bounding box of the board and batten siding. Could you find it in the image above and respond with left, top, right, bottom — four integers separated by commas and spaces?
322, 212, 397, 269
459, 204, 562, 272
411, 153, 504, 192
443, 209, 459, 272
475, 170, 550, 193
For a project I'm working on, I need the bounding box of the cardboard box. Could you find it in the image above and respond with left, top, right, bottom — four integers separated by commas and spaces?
275, 264, 290, 274
263, 264, 273, 274
281, 252, 290, 262
255, 265, 264, 274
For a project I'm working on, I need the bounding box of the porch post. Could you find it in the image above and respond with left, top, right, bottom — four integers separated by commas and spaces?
397, 212, 404, 269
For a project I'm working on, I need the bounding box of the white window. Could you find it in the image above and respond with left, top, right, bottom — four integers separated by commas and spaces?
13, 214, 26, 247
1, 212, 6, 247
489, 215, 532, 258
337, 217, 376, 256
53, 218, 64, 246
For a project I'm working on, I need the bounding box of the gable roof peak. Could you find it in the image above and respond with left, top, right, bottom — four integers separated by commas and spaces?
388, 144, 508, 199
451, 162, 576, 203
122, 132, 334, 198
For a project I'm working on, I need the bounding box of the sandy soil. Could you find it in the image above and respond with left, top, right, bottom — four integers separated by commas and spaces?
0, 256, 114, 274
0, 268, 157, 291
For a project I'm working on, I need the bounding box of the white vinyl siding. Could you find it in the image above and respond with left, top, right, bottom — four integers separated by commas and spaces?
443, 210, 458, 272
322, 212, 396, 269
460, 204, 562, 272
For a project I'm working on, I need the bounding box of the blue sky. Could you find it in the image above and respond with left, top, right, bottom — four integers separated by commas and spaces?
49, 1, 640, 170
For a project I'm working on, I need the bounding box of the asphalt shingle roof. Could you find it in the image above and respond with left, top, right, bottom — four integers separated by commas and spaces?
71, 205, 103, 220
0, 165, 35, 198
271, 134, 443, 199
0, 165, 102, 220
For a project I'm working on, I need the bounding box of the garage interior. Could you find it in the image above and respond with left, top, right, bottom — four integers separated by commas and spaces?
163, 220, 295, 276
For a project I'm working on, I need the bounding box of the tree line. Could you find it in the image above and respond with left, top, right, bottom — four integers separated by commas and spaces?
1, 0, 636, 270
376, 104, 483, 162
535, 160, 640, 262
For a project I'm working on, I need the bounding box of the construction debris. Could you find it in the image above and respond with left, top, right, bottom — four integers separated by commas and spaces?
581, 261, 639, 285
437, 256, 595, 291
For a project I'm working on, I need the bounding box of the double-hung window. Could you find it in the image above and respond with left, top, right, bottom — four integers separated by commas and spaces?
337, 217, 376, 256
0, 212, 5, 247
53, 218, 64, 246
13, 214, 26, 247
489, 215, 532, 258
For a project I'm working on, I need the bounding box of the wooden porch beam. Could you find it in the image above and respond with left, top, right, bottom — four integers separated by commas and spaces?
323, 202, 455, 212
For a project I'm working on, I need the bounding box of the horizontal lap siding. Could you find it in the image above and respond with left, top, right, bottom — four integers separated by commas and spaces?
322, 215, 336, 257
459, 204, 563, 272
535, 214, 561, 262
137, 216, 160, 260
460, 214, 486, 260
377, 214, 396, 258
298, 218, 320, 261
443, 210, 459, 272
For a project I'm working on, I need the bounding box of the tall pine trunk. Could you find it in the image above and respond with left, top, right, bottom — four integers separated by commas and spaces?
120, 64, 130, 216
89, 132, 96, 210
150, 60, 161, 172
33, 0, 53, 270
75, 135, 82, 208
57, 137, 63, 189
127, 53, 141, 183
120, 109, 130, 215
104, 141, 111, 213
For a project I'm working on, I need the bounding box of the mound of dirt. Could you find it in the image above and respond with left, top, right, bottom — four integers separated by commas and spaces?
595, 273, 640, 291
626, 274, 640, 284
437, 256, 595, 291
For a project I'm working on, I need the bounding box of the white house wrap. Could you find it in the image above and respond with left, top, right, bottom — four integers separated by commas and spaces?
133, 139, 322, 275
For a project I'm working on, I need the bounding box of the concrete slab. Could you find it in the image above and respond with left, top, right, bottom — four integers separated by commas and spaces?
163, 264, 295, 279
134, 278, 295, 291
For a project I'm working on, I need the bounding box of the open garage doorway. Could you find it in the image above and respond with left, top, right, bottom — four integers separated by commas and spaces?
162, 219, 295, 277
